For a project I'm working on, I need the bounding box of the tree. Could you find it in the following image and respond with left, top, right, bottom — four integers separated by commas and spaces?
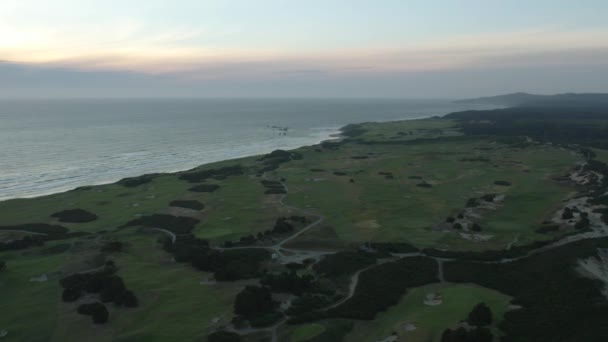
467, 302, 493, 326
0, 260, 5, 272
207, 331, 241, 342
77, 302, 109, 324
234, 286, 275, 318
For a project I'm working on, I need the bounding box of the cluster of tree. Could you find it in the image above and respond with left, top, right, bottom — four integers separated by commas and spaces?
189, 184, 221, 193
222, 216, 307, 247
117, 174, 159, 187
325, 257, 438, 320
494, 180, 512, 186
0, 235, 45, 252
77, 302, 109, 324
364, 242, 419, 254
163, 236, 270, 281
286, 295, 334, 316
313, 251, 378, 279
169, 200, 205, 211
467, 303, 493, 326
422, 238, 558, 262
121, 214, 200, 234
261, 271, 315, 295
258, 150, 303, 173
378, 171, 394, 179
0, 224, 89, 252
206, 331, 241, 342
440, 327, 493, 342
260, 180, 286, 194
446, 106, 608, 149
0, 223, 68, 235
233, 286, 282, 327
443, 237, 608, 341
320, 141, 341, 150
179, 165, 244, 183
51, 209, 98, 223
60, 264, 138, 308
290, 257, 438, 324
100, 241, 123, 253
340, 124, 367, 138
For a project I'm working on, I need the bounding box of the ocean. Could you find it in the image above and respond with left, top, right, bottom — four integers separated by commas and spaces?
0, 98, 492, 201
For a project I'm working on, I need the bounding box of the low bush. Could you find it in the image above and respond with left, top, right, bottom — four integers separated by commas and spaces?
169, 200, 205, 210
51, 209, 98, 223
189, 184, 221, 193
77, 302, 109, 324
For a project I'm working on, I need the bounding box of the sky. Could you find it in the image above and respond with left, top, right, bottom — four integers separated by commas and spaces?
1, 0, 608, 98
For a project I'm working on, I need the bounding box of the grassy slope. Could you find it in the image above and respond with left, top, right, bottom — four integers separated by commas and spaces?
0, 117, 584, 341
344, 283, 512, 342
0, 233, 244, 342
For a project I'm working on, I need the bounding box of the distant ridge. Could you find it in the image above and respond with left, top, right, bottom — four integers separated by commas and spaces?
456, 92, 608, 107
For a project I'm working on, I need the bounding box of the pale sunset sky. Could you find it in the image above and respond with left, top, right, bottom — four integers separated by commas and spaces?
1, 0, 607, 98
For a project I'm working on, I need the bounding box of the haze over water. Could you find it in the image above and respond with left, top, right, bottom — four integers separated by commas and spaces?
0, 98, 492, 200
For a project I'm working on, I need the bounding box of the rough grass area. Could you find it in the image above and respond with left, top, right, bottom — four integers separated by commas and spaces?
345, 283, 511, 342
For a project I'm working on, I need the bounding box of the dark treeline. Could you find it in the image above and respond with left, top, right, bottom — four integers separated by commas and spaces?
51, 208, 98, 223
169, 200, 205, 211
444, 238, 608, 341
0, 223, 88, 252
313, 251, 379, 279
257, 149, 303, 173
163, 236, 270, 281
290, 257, 437, 323
233, 285, 282, 327
445, 106, 608, 148
60, 263, 138, 308
117, 174, 159, 187
223, 216, 308, 247
422, 238, 558, 262
179, 165, 245, 183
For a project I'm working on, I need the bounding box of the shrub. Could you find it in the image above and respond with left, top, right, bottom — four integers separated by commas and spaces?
179, 165, 244, 183
51, 209, 98, 223
494, 180, 512, 186
100, 241, 123, 253
562, 207, 574, 220
314, 251, 378, 278
467, 303, 493, 326
169, 200, 205, 210
117, 174, 157, 187
207, 331, 241, 342
189, 184, 221, 193
77, 302, 109, 324
234, 286, 276, 318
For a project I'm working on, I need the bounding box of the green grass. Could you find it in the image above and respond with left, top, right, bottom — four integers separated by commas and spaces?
0, 233, 245, 342
290, 323, 326, 341
344, 283, 512, 342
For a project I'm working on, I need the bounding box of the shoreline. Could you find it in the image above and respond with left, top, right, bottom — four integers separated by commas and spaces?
0, 113, 445, 203
0, 125, 343, 202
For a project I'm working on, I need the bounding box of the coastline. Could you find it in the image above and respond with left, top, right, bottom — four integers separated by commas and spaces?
0, 125, 343, 202
0, 112, 458, 202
